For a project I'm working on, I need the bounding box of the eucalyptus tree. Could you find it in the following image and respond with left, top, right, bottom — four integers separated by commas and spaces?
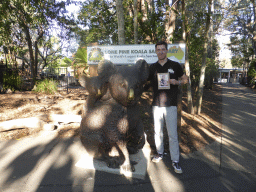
138, 0, 166, 42
0, 0, 75, 87
224, 0, 256, 78
194, 0, 213, 114
229, 35, 253, 72
77, 0, 168, 46
180, 0, 194, 114
116, 0, 125, 44
134, 0, 139, 44
171, 0, 222, 114
225, 0, 256, 56
78, 0, 118, 45
165, 0, 179, 43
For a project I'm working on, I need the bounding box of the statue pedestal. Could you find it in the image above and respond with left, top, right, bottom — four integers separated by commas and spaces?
75, 141, 151, 179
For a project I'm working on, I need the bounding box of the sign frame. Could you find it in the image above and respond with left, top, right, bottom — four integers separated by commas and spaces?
87, 44, 186, 65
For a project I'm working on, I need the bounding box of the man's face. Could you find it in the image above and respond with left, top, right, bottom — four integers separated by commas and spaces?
156, 44, 167, 61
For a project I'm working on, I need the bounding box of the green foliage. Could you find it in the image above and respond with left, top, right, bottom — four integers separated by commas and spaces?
225, 0, 256, 65
186, 34, 205, 87
205, 58, 219, 89
136, 0, 166, 43
230, 36, 253, 68
2, 70, 22, 91
73, 47, 88, 68
60, 57, 72, 67
0, 0, 76, 83
248, 59, 256, 86
78, 0, 117, 45
77, 0, 168, 46
39, 36, 64, 69
33, 79, 58, 94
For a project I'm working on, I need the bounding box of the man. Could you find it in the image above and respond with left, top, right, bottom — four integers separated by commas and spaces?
147, 41, 188, 174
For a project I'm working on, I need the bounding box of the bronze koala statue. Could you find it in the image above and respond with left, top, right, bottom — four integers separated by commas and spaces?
79, 59, 149, 172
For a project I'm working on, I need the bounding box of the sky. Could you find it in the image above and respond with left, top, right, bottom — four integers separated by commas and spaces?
217, 31, 232, 60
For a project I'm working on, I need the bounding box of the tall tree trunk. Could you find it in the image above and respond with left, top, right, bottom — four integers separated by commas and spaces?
165, 0, 178, 43
147, 0, 153, 14
140, 0, 152, 41
141, 0, 147, 22
194, 0, 212, 115
134, 0, 138, 44
251, 0, 256, 56
116, 0, 125, 45
35, 26, 44, 78
22, 23, 36, 87
182, 0, 194, 114
184, 44, 194, 114
35, 41, 38, 79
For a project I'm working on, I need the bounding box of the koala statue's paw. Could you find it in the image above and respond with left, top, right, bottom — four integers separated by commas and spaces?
120, 163, 135, 173
106, 157, 122, 169
127, 146, 139, 154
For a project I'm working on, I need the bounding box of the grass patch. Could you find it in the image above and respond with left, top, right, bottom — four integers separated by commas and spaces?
33, 79, 58, 94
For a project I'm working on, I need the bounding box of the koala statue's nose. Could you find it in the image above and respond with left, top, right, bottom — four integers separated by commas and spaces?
97, 89, 101, 96
128, 89, 135, 100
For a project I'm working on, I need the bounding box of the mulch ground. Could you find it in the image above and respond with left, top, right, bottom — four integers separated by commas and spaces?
0, 84, 222, 154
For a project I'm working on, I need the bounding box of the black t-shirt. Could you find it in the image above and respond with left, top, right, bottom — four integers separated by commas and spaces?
147, 59, 184, 107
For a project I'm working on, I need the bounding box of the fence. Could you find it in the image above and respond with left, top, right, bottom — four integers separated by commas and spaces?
0, 66, 80, 94
40, 67, 80, 93
0, 65, 21, 92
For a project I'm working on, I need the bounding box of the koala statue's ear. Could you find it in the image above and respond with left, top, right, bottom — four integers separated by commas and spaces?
98, 60, 117, 82
135, 59, 149, 83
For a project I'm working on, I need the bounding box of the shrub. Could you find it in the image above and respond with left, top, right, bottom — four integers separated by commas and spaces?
33, 79, 58, 94
248, 60, 256, 87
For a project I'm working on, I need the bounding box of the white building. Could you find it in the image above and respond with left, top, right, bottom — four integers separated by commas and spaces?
217, 30, 243, 83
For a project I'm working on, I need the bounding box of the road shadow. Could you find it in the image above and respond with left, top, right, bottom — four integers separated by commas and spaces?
148, 155, 256, 192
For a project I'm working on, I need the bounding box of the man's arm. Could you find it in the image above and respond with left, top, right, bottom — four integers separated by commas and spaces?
169, 74, 188, 85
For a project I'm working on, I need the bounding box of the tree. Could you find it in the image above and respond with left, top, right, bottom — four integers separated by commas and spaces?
38, 36, 65, 70
78, 0, 117, 45
134, 0, 139, 44
225, 0, 256, 59
181, 0, 194, 114
165, 0, 179, 43
194, 0, 212, 115
116, 0, 125, 44
0, 0, 75, 87
251, 0, 256, 56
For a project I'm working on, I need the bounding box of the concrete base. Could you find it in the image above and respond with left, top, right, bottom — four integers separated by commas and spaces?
75, 142, 151, 179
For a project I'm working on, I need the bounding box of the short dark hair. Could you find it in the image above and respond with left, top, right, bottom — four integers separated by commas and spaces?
155, 41, 167, 50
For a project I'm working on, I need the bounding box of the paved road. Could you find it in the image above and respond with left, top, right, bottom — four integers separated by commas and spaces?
0, 83, 255, 192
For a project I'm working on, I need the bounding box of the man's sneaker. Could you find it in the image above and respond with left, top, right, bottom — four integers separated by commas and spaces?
172, 161, 183, 174
152, 154, 163, 163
